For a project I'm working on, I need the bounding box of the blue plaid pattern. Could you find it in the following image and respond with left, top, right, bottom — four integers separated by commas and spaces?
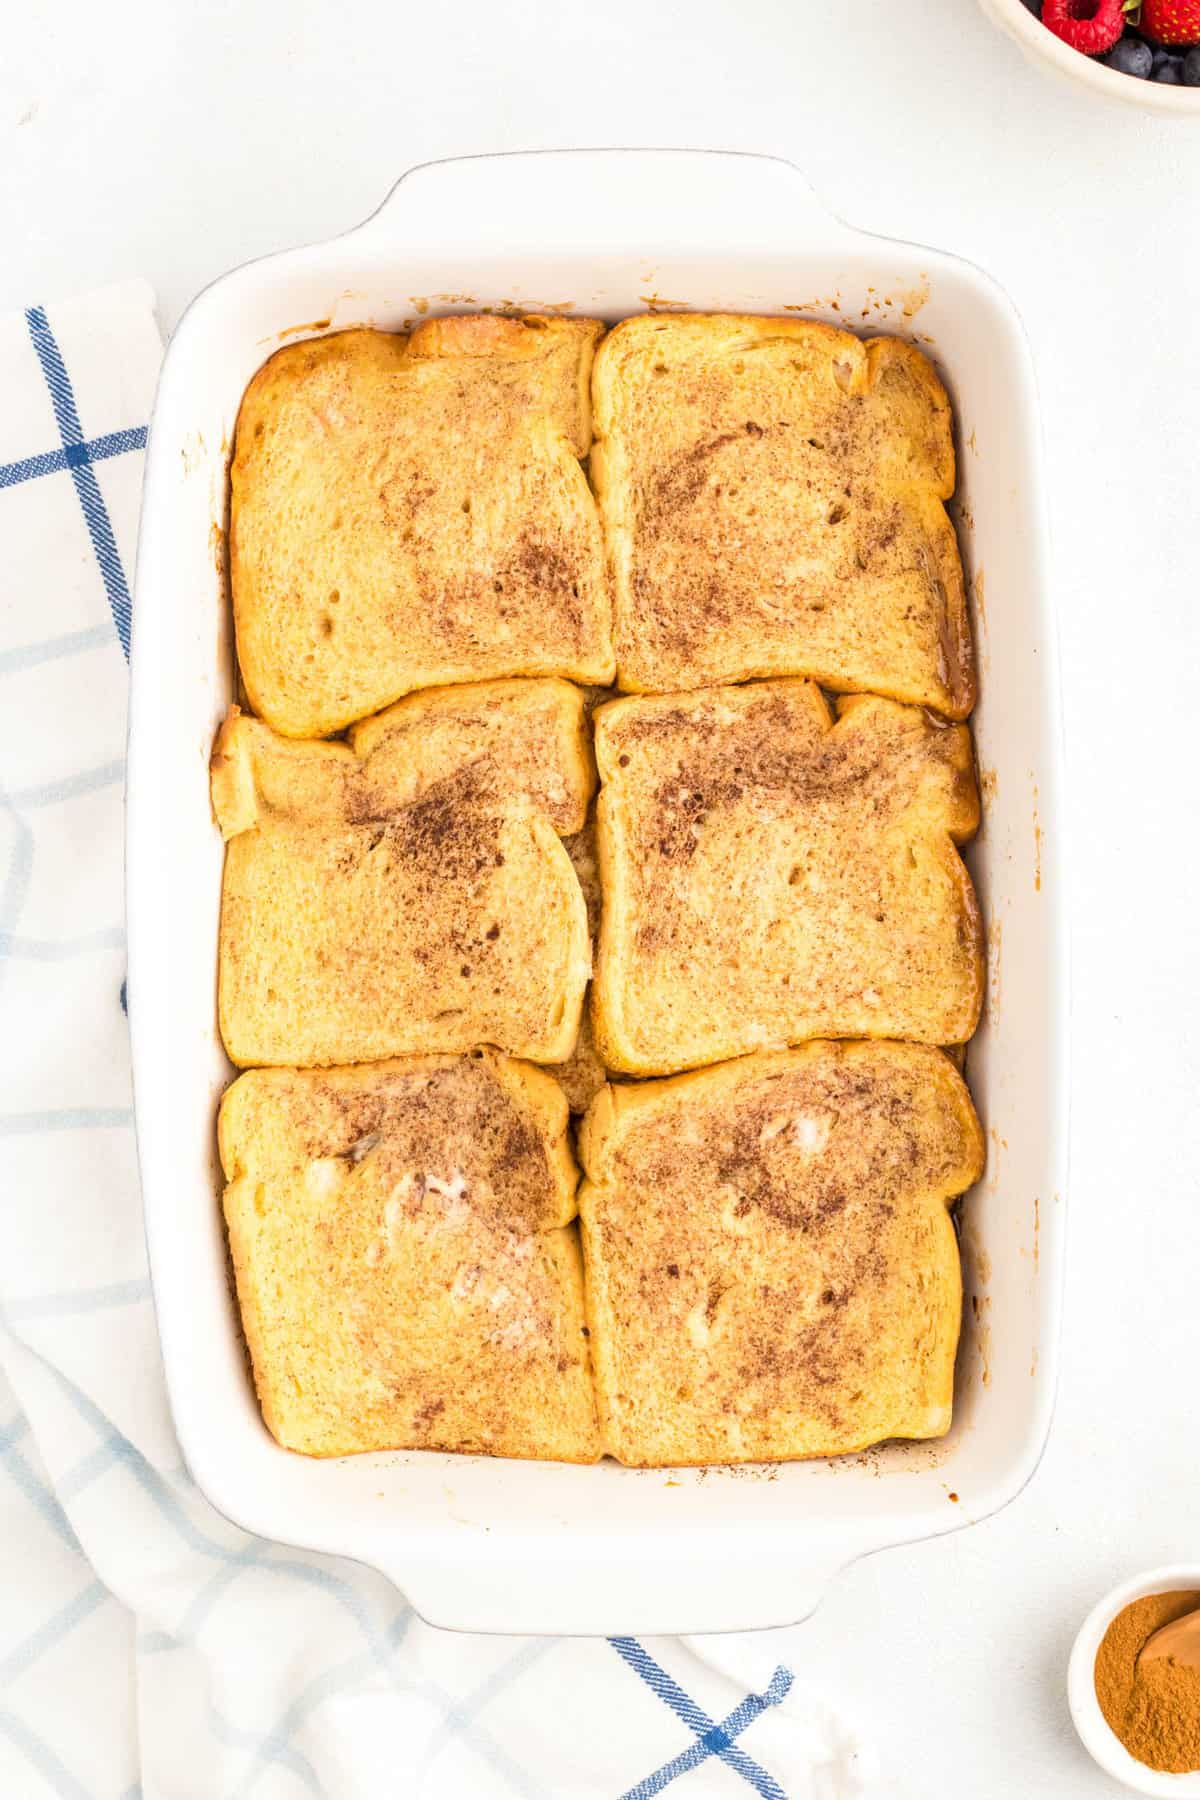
0, 287, 819, 1800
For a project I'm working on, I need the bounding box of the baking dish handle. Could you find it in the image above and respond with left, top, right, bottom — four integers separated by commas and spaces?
364, 1534, 863, 1638
352, 148, 855, 259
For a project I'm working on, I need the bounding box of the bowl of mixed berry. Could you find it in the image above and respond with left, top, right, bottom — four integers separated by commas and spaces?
979, 0, 1200, 108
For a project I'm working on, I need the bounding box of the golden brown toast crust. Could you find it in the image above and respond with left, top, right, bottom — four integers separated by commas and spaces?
220, 1051, 601, 1461
591, 314, 973, 714
213, 687, 591, 1067
591, 680, 983, 1075
231, 320, 614, 737
578, 1042, 984, 1466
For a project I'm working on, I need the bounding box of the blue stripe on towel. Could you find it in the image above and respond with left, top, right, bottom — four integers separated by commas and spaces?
24, 308, 136, 658
611, 1639, 793, 1800
0, 427, 147, 491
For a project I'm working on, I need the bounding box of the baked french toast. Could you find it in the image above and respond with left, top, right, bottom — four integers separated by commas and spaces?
591, 680, 983, 1075
214, 308, 991, 1472
220, 1051, 601, 1460
578, 1041, 984, 1465
231, 318, 614, 737
591, 314, 973, 714
212, 681, 592, 1067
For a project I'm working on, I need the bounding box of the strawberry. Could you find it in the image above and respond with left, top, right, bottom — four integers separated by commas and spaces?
1041, 0, 1127, 52
1137, 0, 1200, 42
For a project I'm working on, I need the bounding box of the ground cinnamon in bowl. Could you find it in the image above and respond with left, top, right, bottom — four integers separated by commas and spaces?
1095, 1590, 1200, 1774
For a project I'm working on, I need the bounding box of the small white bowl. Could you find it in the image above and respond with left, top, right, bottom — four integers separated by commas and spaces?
1068, 1565, 1200, 1794
978, 0, 1200, 114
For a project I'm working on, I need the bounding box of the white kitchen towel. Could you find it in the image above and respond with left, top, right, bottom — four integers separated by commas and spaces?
0, 281, 880, 1800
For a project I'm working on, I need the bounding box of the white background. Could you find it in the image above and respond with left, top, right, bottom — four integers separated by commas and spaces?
4, 3, 1200, 1795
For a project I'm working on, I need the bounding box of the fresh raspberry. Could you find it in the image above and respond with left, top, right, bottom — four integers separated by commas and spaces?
1041, 0, 1127, 52
1140, 0, 1200, 44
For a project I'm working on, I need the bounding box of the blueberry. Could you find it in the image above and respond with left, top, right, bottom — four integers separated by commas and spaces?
1020, 0, 1041, 12
1104, 35, 1154, 77
1151, 45, 1177, 69
1154, 59, 1183, 82
1184, 46, 1200, 85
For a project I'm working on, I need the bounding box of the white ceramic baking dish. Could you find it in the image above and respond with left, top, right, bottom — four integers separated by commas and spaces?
126, 149, 1067, 1637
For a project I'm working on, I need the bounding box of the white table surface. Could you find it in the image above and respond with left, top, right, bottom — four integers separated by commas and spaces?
5, 2, 1200, 1794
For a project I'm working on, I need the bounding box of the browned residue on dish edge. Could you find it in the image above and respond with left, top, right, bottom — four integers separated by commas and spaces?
277, 318, 332, 340
978, 1314, 992, 1389
899, 276, 930, 319
181, 432, 205, 476
783, 295, 843, 316
970, 569, 989, 676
